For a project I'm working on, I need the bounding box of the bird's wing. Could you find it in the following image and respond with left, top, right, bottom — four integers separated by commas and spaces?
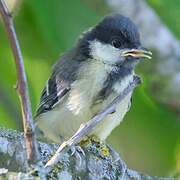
35, 76, 71, 117
35, 47, 85, 118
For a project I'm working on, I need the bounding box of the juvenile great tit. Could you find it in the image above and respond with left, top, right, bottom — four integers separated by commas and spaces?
35, 14, 152, 143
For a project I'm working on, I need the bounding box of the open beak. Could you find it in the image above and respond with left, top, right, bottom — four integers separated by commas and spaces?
121, 48, 152, 59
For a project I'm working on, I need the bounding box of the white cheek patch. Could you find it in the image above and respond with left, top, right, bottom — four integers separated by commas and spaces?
89, 40, 121, 64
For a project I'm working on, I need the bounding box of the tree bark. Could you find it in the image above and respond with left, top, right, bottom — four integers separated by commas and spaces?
0, 128, 174, 179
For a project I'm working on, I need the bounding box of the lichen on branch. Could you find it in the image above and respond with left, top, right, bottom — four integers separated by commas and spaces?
0, 128, 175, 179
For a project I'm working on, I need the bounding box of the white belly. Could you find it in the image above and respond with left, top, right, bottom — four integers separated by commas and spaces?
36, 61, 134, 143
36, 101, 92, 143
36, 92, 131, 143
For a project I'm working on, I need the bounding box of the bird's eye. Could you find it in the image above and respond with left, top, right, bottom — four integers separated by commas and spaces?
111, 38, 122, 48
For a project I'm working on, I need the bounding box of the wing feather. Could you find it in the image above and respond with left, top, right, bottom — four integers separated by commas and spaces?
35, 47, 85, 117
35, 76, 70, 117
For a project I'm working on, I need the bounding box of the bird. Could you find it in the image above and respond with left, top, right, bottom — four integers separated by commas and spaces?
34, 14, 152, 144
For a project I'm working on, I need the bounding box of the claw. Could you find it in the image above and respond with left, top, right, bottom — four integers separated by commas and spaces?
76, 146, 85, 156
70, 146, 76, 156
69, 145, 85, 168
70, 145, 85, 156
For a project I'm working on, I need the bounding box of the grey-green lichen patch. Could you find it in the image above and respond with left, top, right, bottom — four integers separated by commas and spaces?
0, 128, 28, 172
0, 128, 175, 179
0, 127, 22, 140
38, 142, 59, 164
45, 140, 122, 179
58, 170, 72, 180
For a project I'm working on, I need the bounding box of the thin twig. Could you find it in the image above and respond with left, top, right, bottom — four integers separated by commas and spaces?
0, 0, 39, 163
45, 75, 141, 172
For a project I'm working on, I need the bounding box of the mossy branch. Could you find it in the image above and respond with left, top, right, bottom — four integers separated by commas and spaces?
0, 128, 175, 179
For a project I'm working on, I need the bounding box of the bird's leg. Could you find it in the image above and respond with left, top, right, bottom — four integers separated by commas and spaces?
69, 134, 100, 167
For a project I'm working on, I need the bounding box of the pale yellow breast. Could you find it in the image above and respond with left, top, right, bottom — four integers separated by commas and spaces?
67, 60, 108, 115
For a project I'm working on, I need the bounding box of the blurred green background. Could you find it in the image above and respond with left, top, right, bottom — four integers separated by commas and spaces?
0, 0, 180, 177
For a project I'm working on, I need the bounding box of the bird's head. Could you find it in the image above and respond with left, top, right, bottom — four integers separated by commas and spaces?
78, 14, 152, 69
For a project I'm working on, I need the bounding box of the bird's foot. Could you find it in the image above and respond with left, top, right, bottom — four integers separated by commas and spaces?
81, 135, 110, 158
70, 145, 85, 156
89, 135, 111, 157
78, 135, 101, 147
78, 135, 111, 158
69, 145, 85, 168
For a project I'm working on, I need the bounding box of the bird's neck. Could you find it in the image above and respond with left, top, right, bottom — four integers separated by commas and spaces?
93, 61, 134, 101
